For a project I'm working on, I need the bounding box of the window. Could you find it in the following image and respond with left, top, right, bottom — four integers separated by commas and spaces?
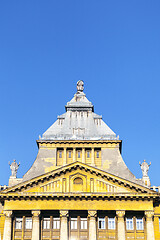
43, 218, 50, 229
108, 217, 115, 229
159, 218, 160, 231
96, 151, 100, 158
80, 218, 87, 229
53, 218, 60, 229
73, 177, 83, 185
68, 151, 71, 158
25, 218, 32, 229
15, 218, 23, 229
98, 218, 105, 229
136, 218, 144, 230
126, 218, 134, 230
87, 151, 90, 158
78, 151, 81, 158
59, 151, 62, 158
71, 218, 77, 229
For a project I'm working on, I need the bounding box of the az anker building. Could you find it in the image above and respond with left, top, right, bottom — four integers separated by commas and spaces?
0, 80, 160, 240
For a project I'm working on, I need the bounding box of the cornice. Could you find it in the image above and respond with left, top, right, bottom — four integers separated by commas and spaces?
0, 192, 159, 201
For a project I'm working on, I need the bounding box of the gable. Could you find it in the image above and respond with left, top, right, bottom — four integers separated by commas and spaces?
24, 168, 135, 194
4, 162, 152, 195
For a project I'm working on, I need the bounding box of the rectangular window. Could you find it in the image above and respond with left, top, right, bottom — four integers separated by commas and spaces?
98, 218, 105, 229
15, 218, 23, 229
126, 218, 134, 230
25, 218, 32, 229
108, 217, 115, 229
68, 151, 71, 158
59, 151, 62, 158
78, 151, 81, 158
136, 218, 144, 230
53, 218, 60, 229
87, 151, 90, 158
43, 218, 50, 229
80, 218, 87, 229
96, 151, 99, 158
71, 218, 77, 229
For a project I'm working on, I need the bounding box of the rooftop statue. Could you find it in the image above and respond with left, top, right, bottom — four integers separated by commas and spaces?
139, 160, 151, 177
77, 80, 84, 93
9, 159, 20, 178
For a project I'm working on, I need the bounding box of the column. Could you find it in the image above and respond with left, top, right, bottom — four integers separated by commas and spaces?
60, 210, 69, 240
91, 148, 95, 166
145, 210, 155, 240
73, 148, 76, 162
88, 210, 97, 240
31, 210, 41, 240
82, 148, 85, 163
116, 211, 125, 240
3, 210, 12, 240
63, 147, 67, 165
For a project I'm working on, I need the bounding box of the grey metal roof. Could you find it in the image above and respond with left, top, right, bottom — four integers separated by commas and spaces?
41, 81, 117, 141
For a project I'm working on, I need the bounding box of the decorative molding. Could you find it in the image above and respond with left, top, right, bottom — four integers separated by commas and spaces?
88, 210, 97, 218
60, 210, 69, 218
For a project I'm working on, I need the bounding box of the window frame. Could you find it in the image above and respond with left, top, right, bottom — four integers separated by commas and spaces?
43, 217, 50, 230
98, 217, 106, 230
25, 217, 32, 230
15, 217, 23, 230
108, 217, 115, 230
136, 217, 144, 230
53, 217, 60, 229
126, 217, 134, 230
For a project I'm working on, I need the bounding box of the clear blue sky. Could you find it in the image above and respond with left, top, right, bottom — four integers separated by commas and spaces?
0, 1, 160, 186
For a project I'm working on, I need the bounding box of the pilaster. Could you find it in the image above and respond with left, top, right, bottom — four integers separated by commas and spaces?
31, 210, 41, 240
60, 210, 69, 240
63, 147, 67, 165
116, 210, 125, 240
82, 148, 85, 163
3, 210, 13, 240
88, 210, 97, 240
145, 210, 155, 240
91, 148, 95, 166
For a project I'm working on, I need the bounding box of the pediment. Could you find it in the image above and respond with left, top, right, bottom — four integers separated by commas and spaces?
3, 162, 153, 196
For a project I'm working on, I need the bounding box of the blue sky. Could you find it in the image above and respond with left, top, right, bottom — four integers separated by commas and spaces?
0, 1, 160, 186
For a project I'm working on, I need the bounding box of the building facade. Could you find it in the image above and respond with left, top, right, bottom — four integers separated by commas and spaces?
0, 80, 160, 240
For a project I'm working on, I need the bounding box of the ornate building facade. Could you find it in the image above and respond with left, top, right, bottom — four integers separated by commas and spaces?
0, 80, 160, 240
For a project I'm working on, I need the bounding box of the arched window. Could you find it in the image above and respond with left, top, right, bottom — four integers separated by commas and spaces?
73, 177, 83, 185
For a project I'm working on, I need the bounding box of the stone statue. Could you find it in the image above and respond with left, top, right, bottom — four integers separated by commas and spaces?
77, 80, 84, 93
139, 160, 151, 177
9, 159, 20, 178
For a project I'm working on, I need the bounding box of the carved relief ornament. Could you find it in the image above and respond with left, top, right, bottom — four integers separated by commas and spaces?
32, 210, 41, 218
145, 210, 154, 219
3, 210, 13, 218
60, 210, 69, 218
116, 211, 125, 218
88, 210, 97, 218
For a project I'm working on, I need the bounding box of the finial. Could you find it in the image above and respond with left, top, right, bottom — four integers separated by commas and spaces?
77, 80, 84, 93
8, 159, 20, 178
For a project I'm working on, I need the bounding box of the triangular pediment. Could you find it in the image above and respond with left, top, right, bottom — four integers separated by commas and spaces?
2, 162, 154, 197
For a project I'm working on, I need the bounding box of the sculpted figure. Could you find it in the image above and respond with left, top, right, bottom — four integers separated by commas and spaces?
77, 80, 84, 93
9, 159, 20, 177
139, 160, 151, 177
